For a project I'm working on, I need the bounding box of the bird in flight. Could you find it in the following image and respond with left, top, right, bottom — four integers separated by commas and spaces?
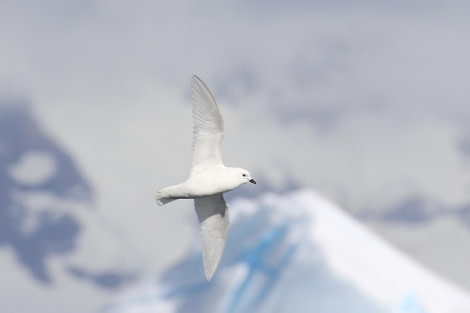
156, 75, 256, 281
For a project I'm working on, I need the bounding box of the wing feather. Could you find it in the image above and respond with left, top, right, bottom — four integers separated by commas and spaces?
194, 194, 229, 281
191, 75, 224, 175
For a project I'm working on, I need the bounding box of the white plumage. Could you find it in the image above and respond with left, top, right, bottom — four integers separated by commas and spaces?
156, 75, 256, 281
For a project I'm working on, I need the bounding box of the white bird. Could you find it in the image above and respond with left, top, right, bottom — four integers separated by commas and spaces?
156, 75, 256, 281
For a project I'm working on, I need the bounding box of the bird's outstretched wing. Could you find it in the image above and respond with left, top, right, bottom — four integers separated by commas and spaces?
194, 193, 229, 281
191, 75, 224, 175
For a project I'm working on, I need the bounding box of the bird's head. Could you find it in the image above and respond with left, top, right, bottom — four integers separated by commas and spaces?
238, 168, 256, 185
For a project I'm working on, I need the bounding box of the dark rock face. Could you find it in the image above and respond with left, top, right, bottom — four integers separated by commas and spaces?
0, 100, 93, 283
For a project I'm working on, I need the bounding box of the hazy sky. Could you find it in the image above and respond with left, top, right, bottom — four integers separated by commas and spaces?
2, 0, 470, 288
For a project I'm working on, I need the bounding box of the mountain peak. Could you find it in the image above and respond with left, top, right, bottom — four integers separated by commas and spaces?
106, 190, 470, 313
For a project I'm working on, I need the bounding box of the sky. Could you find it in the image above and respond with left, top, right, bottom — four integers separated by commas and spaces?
2, 0, 470, 211
1, 0, 470, 296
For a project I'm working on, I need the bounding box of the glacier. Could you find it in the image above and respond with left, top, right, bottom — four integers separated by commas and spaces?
105, 190, 470, 313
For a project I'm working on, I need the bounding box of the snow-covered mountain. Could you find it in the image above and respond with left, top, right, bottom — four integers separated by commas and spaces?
0, 101, 137, 313
105, 190, 470, 313
0, 100, 93, 280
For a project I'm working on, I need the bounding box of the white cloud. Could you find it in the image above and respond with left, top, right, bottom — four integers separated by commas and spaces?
0, 222, 111, 313
223, 101, 470, 213
8, 151, 57, 185
33, 80, 196, 273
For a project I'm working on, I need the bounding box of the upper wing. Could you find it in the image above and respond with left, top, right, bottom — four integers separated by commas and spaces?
191, 75, 224, 175
194, 194, 229, 281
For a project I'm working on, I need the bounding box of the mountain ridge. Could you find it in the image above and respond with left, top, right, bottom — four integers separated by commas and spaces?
106, 190, 470, 313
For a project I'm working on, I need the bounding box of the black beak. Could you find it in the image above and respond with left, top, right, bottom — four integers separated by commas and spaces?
249, 179, 256, 184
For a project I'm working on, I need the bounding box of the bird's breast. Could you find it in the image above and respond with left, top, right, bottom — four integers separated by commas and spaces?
187, 169, 238, 197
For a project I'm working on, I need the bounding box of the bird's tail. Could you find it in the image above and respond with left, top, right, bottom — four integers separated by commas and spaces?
156, 195, 177, 206
156, 184, 185, 206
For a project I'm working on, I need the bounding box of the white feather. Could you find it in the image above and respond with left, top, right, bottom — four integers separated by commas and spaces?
156, 75, 255, 281
195, 194, 229, 281
191, 75, 225, 175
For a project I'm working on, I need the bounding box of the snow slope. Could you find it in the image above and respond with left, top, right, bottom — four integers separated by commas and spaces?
105, 190, 470, 313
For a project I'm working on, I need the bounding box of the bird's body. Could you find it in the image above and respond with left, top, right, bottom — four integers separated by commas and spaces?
156, 75, 256, 281
157, 165, 252, 204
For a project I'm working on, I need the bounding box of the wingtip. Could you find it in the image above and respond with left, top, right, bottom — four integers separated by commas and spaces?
205, 271, 214, 281
204, 262, 218, 281
201, 241, 224, 282
192, 74, 201, 83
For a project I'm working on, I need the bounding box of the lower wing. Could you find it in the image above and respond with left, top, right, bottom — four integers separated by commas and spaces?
194, 193, 229, 281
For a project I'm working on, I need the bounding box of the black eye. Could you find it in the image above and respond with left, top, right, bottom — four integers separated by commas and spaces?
242, 174, 246, 177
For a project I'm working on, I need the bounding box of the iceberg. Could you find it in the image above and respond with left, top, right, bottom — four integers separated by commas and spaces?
105, 190, 470, 313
